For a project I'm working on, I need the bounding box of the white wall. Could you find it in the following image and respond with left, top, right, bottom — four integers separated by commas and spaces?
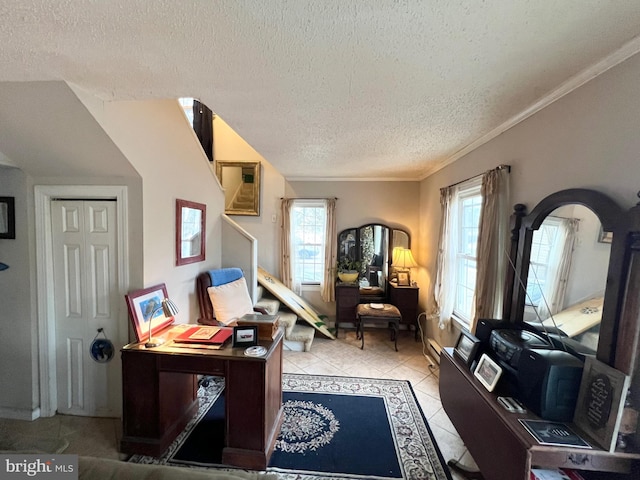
418, 51, 640, 348
0, 167, 38, 417
213, 116, 285, 275
90, 99, 227, 324
285, 180, 421, 320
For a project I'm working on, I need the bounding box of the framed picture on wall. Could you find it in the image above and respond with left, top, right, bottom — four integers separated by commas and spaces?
0, 196, 15, 239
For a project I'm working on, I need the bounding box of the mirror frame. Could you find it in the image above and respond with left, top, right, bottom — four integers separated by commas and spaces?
337, 223, 411, 287
215, 160, 261, 216
176, 198, 206, 266
509, 188, 624, 364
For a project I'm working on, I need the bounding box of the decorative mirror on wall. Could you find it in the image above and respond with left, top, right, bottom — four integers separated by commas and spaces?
509, 188, 624, 363
215, 161, 261, 216
176, 199, 206, 266
337, 223, 410, 291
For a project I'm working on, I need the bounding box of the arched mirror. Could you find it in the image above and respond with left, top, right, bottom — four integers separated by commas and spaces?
510, 189, 623, 361
337, 223, 410, 291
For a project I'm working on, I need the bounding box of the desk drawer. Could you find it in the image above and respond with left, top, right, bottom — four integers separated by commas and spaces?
158, 355, 225, 375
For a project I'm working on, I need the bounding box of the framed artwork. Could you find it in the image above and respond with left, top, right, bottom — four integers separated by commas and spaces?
397, 271, 410, 286
215, 161, 261, 216
473, 354, 503, 392
0, 196, 16, 239
454, 329, 481, 369
125, 283, 175, 342
598, 227, 613, 244
232, 325, 258, 347
573, 357, 630, 451
176, 199, 206, 266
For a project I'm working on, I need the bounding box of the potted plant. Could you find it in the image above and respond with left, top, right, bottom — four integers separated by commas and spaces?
336, 258, 361, 283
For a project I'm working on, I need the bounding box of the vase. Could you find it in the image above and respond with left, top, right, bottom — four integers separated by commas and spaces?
338, 271, 359, 283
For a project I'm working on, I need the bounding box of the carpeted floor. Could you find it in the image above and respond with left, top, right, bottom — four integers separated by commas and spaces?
130, 373, 452, 480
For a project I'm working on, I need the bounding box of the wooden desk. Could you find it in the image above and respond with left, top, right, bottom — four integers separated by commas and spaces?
439, 348, 640, 480
120, 327, 284, 470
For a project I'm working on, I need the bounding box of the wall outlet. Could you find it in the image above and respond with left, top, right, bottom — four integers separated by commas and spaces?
271, 214, 277, 223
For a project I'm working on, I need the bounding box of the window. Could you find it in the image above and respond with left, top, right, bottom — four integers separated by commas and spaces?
526, 217, 561, 307
178, 97, 194, 126
290, 200, 327, 284
453, 183, 482, 323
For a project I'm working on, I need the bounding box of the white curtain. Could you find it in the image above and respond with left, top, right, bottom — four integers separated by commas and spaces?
433, 167, 510, 333
536, 218, 579, 320
434, 186, 458, 331
472, 168, 510, 333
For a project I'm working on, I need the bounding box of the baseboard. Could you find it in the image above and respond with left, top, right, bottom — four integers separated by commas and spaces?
428, 339, 442, 365
0, 406, 41, 421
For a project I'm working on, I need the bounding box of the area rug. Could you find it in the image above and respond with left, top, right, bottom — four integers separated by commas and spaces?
129, 373, 452, 480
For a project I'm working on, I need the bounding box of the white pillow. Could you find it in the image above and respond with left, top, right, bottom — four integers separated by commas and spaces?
207, 277, 254, 325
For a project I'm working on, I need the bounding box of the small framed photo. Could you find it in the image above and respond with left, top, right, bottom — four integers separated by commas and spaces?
454, 330, 481, 369
597, 227, 613, 244
125, 284, 175, 342
232, 325, 258, 347
0, 196, 16, 239
397, 271, 410, 286
473, 353, 503, 392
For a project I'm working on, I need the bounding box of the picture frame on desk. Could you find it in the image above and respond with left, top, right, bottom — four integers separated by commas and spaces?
573, 356, 630, 451
397, 271, 410, 286
232, 325, 258, 347
125, 283, 175, 342
473, 353, 503, 392
454, 329, 481, 369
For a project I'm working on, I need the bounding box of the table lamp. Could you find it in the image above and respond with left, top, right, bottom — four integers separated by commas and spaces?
145, 298, 179, 348
392, 248, 418, 284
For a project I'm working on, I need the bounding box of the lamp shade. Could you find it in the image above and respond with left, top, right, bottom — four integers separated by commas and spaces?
159, 298, 180, 317
145, 298, 179, 348
393, 248, 418, 269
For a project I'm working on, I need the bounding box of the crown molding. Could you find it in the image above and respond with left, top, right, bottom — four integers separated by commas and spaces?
419, 35, 640, 181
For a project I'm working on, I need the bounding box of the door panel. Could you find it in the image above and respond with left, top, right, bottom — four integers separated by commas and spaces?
52, 200, 119, 417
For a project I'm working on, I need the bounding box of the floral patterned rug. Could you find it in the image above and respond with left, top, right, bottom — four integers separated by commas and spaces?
129, 373, 452, 480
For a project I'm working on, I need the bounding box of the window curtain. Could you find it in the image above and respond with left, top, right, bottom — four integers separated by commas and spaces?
434, 186, 458, 331
536, 218, 579, 320
279, 199, 294, 288
472, 168, 510, 333
193, 100, 213, 162
321, 199, 337, 302
280, 198, 336, 301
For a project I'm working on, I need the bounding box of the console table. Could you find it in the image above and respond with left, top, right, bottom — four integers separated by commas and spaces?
439, 348, 640, 480
120, 328, 284, 470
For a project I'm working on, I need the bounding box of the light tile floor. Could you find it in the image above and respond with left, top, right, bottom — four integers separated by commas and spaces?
0, 328, 477, 479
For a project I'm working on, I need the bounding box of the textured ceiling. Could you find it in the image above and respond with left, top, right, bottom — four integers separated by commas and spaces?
1, 1, 640, 180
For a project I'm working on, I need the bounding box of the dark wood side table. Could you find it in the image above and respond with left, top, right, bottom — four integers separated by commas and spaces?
388, 283, 419, 339
335, 282, 360, 337
439, 347, 640, 480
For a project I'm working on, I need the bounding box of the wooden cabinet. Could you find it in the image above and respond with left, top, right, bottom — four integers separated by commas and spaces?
389, 283, 419, 337
335, 282, 360, 336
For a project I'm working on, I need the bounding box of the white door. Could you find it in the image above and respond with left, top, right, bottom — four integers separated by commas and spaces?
51, 200, 120, 417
